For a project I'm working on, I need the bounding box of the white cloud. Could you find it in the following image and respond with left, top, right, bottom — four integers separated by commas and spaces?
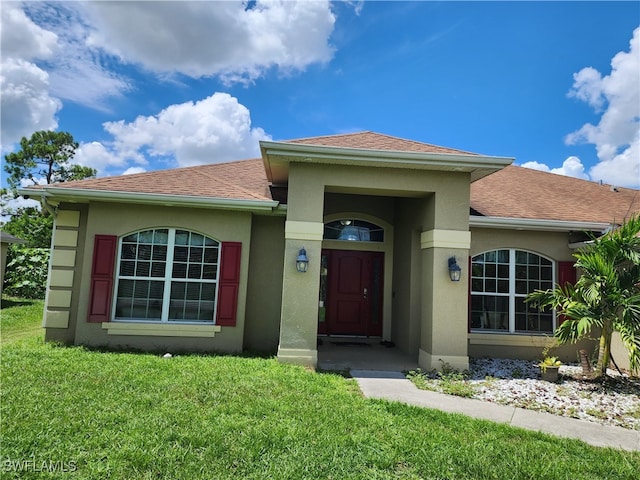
70, 93, 271, 175
0, 196, 41, 224
2, 0, 338, 115
0, 2, 128, 148
567, 67, 605, 111
73, 141, 137, 174
0, 58, 61, 149
0, 2, 57, 60
68, 92, 273, 175
521, 156, 590, 180
1, 1, 327, 166
20, 176, 47, 188
565, 27, 640, 188
589, 133, 640, 188
22, 2, 131, 110
346, 1, 365, 16
46, 55, 131, 112
0, 4, 61, 148
122, 167, 147, 176
82, 0, 336, 82
103, 92, 271, 168
1, 176, 47, 223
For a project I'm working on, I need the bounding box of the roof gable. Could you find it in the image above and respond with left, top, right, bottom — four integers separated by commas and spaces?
262, 131, 511, 184
285, 131, 478, 155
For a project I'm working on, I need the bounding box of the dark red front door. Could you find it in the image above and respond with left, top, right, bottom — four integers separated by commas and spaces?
319, 250, 383, 336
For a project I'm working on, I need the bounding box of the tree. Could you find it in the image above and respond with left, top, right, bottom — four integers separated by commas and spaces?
526, 215, 640, 377
4, 130, 96, 190
1, 207, 53, 298
2, 206, 53, 248
2, 130, 96, 298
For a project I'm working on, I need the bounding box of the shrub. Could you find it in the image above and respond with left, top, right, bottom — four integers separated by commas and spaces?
3, 246, 50, 299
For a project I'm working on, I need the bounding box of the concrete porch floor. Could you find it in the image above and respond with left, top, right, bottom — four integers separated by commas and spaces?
317, 337, 419, 372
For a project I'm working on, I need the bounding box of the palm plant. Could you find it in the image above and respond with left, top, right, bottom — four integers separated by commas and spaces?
526, 215, 640, 378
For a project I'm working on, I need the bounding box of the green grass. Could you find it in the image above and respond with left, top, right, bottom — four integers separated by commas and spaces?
1, 301, 639, 479
0, 296, 44, 344
407, 368, 477, 398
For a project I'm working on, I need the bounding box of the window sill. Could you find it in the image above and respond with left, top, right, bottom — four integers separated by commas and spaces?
469, 332, 556, 347
102, 322, 222, 338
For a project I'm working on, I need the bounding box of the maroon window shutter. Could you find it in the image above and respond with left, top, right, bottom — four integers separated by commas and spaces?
556, 261, 577, 326
216, 242, 242, 327
558, 261, 577, 286
87, 235, 117, 323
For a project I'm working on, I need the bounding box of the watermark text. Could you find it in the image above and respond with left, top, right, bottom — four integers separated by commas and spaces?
2, 458, 77, 473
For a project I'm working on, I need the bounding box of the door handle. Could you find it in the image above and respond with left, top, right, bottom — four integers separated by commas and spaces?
363, 287, 368, 299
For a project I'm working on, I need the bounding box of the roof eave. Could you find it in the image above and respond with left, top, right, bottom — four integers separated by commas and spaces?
0, 233, 27, 244
260, 140, 514, 184
19, 186, 279, 213
469, 215, 612, 233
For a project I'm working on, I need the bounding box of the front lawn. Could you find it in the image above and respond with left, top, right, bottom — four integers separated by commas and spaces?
0, 296, 44, 344
1, 300, 639, 479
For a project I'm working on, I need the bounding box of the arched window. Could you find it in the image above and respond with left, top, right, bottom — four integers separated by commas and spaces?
324, 219, 384, 242
470, 249, 555, 333
114, 228, 220, 323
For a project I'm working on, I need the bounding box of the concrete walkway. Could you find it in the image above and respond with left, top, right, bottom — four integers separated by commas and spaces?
351, 369, 640, 452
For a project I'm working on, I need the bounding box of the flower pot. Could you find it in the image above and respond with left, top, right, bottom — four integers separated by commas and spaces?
540, 366, 560, 382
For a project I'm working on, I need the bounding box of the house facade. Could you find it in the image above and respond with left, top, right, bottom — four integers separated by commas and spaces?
22, 132, 640, 370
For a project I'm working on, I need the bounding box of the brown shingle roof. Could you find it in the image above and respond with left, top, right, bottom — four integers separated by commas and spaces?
45, 158, 271, 201
471, 165, 640, 224
286, 131, 479, 155
27, 132, 639, 226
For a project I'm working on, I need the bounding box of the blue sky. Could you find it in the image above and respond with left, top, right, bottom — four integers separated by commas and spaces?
2, 1, 639, 201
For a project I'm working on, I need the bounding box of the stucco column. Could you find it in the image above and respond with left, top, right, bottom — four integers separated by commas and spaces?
276, 222, 323, 367
418, 229, 471, 371
277, 164, 325, 367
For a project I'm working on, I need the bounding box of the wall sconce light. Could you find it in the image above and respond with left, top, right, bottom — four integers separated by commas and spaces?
296, 247, 309, 273
448, 256, 462, 282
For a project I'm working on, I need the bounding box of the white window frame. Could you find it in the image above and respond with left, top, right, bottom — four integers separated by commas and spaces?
112, 228, 221, 324
470, 248, 556, 334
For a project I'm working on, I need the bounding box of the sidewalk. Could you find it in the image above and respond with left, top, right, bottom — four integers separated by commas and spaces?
351, 369, 640, 452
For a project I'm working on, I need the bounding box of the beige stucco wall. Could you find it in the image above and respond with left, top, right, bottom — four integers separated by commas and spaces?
392, 197, 426, 356
469, 333, 595, 363
243, 215, 285, 353
468, 227, 596, 362
56, 202, 253, 353
470, 228, 575, 262
324, 193, 395, 225
611, 332, 635, 374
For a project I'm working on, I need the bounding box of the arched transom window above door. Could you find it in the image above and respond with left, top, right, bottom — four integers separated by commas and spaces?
324, 219, 384, 242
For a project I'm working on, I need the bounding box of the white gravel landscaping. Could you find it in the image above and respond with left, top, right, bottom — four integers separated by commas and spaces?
410, 358, 640, 430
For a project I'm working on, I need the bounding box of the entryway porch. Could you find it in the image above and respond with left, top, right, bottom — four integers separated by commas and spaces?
316, 336, 418, 372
